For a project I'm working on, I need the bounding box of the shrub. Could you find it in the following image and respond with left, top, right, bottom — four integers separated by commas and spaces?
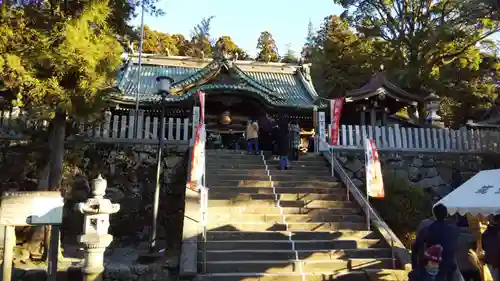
370, 173, 433, 247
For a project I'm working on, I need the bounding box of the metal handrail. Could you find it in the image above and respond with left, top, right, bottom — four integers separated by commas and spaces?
323, 142, 411, 270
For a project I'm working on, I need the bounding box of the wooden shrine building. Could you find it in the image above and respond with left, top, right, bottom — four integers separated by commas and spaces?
343, 72, 423, 127
110, 55, 323, 136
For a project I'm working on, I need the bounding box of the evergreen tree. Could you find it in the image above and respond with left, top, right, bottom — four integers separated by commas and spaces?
306, 19, 315, 46
189, 16, 215, 58
301, 19, 315, 62
310, 15, 379, 97
256, 31, 279, 62
214, 36, 250, 59
139, 25, 178, 55
0, 1, 124, 191
281, 43, 298, 63
335, 0, 500, 121
0, 0, 124, 259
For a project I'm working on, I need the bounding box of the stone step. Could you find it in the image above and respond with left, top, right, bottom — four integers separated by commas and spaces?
208, 199, 356, 209
197, 269, 409, 281
203, 249, 392, 261
264, 160, 328, 167
207, 206, 360, 215
206, 222, 367, 232
208, 186, 343, 194
206, 163, 325, 170
206, 230, 378, 241
206, 151, 321, 158
207, 213, 365, 224
210, 180, 339, 188
202, 239, 384, 251
206, 153, 325, 162
207, 174, 334, 182
209, 192, 347, 201
209, 169, 332, 177
202, 258, 394, 273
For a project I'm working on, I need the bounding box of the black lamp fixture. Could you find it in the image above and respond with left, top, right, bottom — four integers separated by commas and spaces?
150, 75, 174, 253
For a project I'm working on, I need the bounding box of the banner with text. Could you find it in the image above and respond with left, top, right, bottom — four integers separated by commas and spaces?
329, 98, 344, 145
198, 91, 206, 125
364, 138, 384, 198
189, 124, 206, 191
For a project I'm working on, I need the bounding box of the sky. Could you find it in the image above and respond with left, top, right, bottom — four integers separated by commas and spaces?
129, 0, 344, 57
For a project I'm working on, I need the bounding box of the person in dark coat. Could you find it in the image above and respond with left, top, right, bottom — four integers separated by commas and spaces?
277, 116, 290, 170
271, 119, 280, 160
412, 204, 459, 281
289, 120, 301, 160
455, 216, 481, 281
409, 245, 447, 281
482, 215, 500, 281
258, 114, 273, 158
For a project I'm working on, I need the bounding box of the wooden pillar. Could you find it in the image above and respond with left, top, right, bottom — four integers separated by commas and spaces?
370, 108, 376, 127
382, 107, 388, 126
360, 106, 366, 125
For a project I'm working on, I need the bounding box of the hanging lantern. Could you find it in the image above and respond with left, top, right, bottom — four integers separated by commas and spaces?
220, 111, 232, 125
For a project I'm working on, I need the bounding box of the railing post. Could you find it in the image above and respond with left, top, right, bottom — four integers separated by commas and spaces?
366, 197, 371, 230
330, 146, 334, 177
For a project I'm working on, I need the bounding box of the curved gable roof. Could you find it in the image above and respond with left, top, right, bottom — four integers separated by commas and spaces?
346, 72, 423, 105
114, 55, 318, 108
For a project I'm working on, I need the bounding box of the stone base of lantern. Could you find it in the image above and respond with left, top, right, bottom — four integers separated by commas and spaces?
78, 234, 113, 281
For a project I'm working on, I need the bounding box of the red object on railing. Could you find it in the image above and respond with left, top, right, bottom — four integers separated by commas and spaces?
329, 98, 344, 145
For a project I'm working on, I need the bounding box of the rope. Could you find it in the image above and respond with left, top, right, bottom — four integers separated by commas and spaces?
260, 153, 306, 281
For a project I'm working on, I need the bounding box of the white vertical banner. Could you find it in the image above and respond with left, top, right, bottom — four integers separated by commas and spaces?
318, 112, 327, 152
189, 124, 206, 191
364, 138, 385, 229
198, 91, 206, 125
318, 111, 326, 141
365, 138, 384, 198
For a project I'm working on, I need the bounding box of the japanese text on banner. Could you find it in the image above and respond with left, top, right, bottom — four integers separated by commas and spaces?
189, 124, 205, 191
329, 98, 344, 145
365, 139, 384, 198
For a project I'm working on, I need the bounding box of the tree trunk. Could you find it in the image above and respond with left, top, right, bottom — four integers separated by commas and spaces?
418, 102, 427, 125
30, 111, 66, 261
38, 111, 66, 191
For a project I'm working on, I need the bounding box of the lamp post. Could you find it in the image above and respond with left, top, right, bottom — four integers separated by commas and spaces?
150, 76, 174, 253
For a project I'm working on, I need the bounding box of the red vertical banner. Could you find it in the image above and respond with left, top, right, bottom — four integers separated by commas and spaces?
198, 91, 206, 125
365, 139, 384, 198
329, 98, 344, 145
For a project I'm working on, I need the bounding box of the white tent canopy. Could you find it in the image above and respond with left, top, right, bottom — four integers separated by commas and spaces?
437, 169, 500, 216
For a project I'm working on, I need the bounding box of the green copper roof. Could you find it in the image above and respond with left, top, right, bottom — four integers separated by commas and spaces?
114, 57, 319, 108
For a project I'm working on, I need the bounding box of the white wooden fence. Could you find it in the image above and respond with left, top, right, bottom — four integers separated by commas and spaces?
326, 124, 500, 153
0, 109, 192, 143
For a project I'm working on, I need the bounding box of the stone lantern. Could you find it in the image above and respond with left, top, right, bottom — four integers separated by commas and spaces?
425, 93, 442, 126
76, 175, 120, 281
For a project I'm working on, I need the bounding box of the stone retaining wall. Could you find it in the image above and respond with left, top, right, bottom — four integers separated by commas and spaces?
0, 141, 188, 274
103, 263, 171, 281
336, 151, 500, 199
13, 262, 173, 281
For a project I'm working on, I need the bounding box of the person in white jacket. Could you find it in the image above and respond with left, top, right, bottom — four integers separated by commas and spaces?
246, 120, 259, 154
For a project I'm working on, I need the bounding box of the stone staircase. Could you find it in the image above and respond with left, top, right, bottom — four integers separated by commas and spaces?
198, 150, 407, 281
